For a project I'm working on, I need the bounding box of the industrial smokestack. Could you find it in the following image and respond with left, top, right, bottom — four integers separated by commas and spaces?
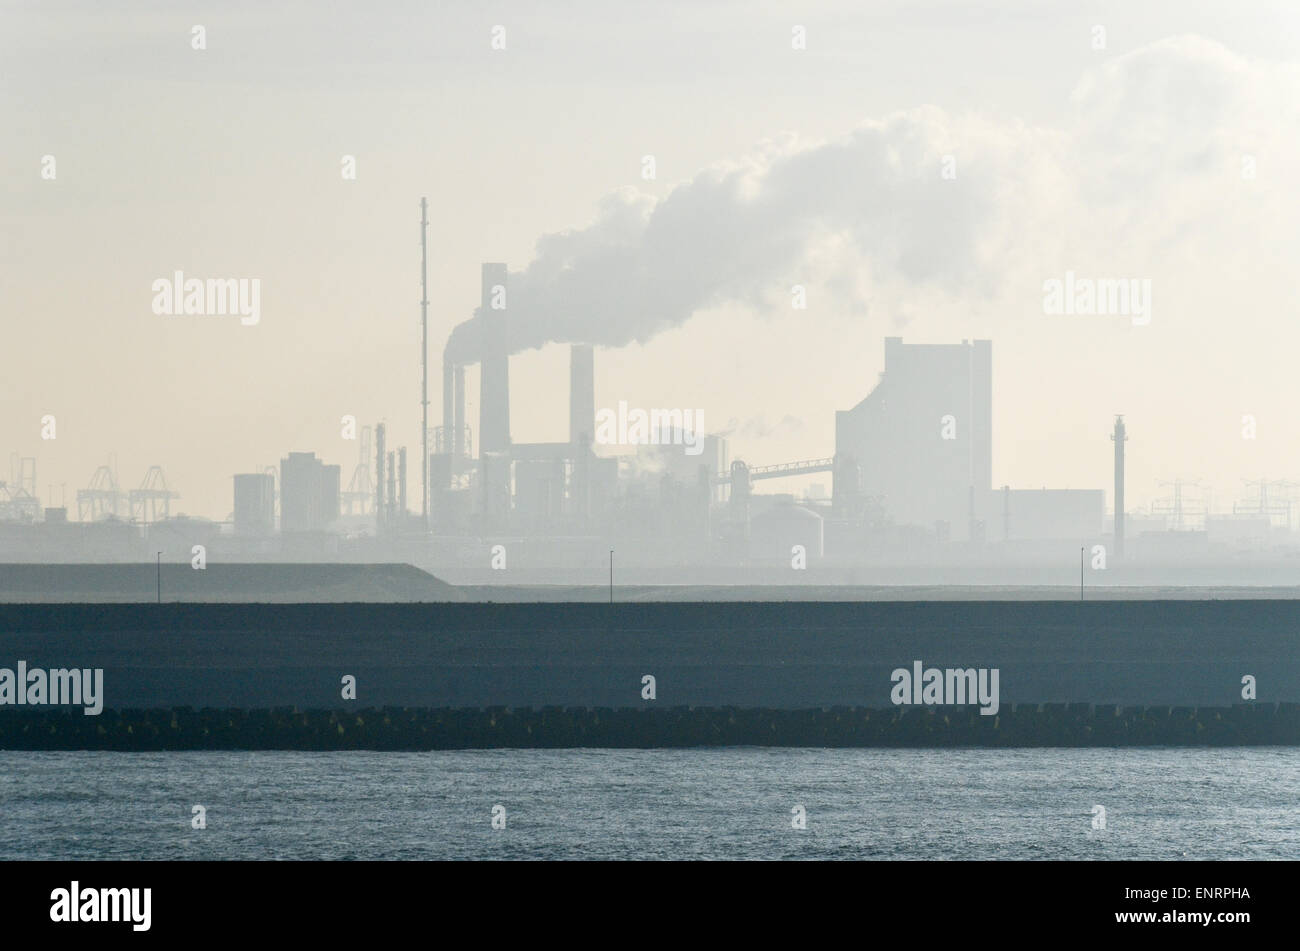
442, 352, 453, 453
1112, 415, 1127, 559
570, 344, 594, 447
420, 198, 429, 532
479, 262, 510, 454
454, 364, 465, 461
387, 450, 396, 523
398, 447, 407, 515
375, 423, 386, 531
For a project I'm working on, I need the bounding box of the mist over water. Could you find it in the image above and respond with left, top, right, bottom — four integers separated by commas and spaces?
2, 748, 1296, 860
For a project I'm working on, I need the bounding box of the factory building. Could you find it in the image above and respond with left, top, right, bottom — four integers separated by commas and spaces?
232, 472, 275, 535
750, 496, 824, 563
654, 434, 728, 493
835, 337, 992, 541
426, 265, 1106, 560
279, 452, 340, 534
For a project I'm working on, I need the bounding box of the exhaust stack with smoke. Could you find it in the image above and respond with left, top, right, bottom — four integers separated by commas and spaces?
454, 364, 465, 461
441, 353, 453, 453
478, 263, 510, 453
570, 344, 594, 447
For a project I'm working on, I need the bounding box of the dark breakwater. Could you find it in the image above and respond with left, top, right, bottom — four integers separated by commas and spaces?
2, 601, 1300, 750
2, 703, 1299, 750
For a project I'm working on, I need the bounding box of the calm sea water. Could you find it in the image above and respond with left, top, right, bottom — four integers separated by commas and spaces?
1, 748, 1296, 860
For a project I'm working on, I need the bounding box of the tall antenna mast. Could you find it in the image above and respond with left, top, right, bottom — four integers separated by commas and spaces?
420, 197, 430, 531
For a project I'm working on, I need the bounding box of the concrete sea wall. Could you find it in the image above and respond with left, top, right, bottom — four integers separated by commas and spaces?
1, 601, 1297, 747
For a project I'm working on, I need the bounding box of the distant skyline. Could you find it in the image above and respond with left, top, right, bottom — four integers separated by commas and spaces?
4, 1, 1299, 520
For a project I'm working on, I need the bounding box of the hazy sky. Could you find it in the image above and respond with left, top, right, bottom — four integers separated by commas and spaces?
4, 0, 1298, 520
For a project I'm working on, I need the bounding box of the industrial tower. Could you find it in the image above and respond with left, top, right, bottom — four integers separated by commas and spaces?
1112, 415, 1127, 558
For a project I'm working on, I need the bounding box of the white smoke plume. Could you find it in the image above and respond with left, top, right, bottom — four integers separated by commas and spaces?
444, 105, 1018, 361
445, 35, 1299, 364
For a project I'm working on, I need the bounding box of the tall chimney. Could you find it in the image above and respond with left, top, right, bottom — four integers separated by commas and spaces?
442, 352, 453, 453
454, 364, 465, 461
569, 344, 595, 447
398, 447, 407, 515
1112, 415, 1127, 559
479, 262, 510, 453
375, 422, 386, 531
420, 198, 429, 532
387, 450, 397, 523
